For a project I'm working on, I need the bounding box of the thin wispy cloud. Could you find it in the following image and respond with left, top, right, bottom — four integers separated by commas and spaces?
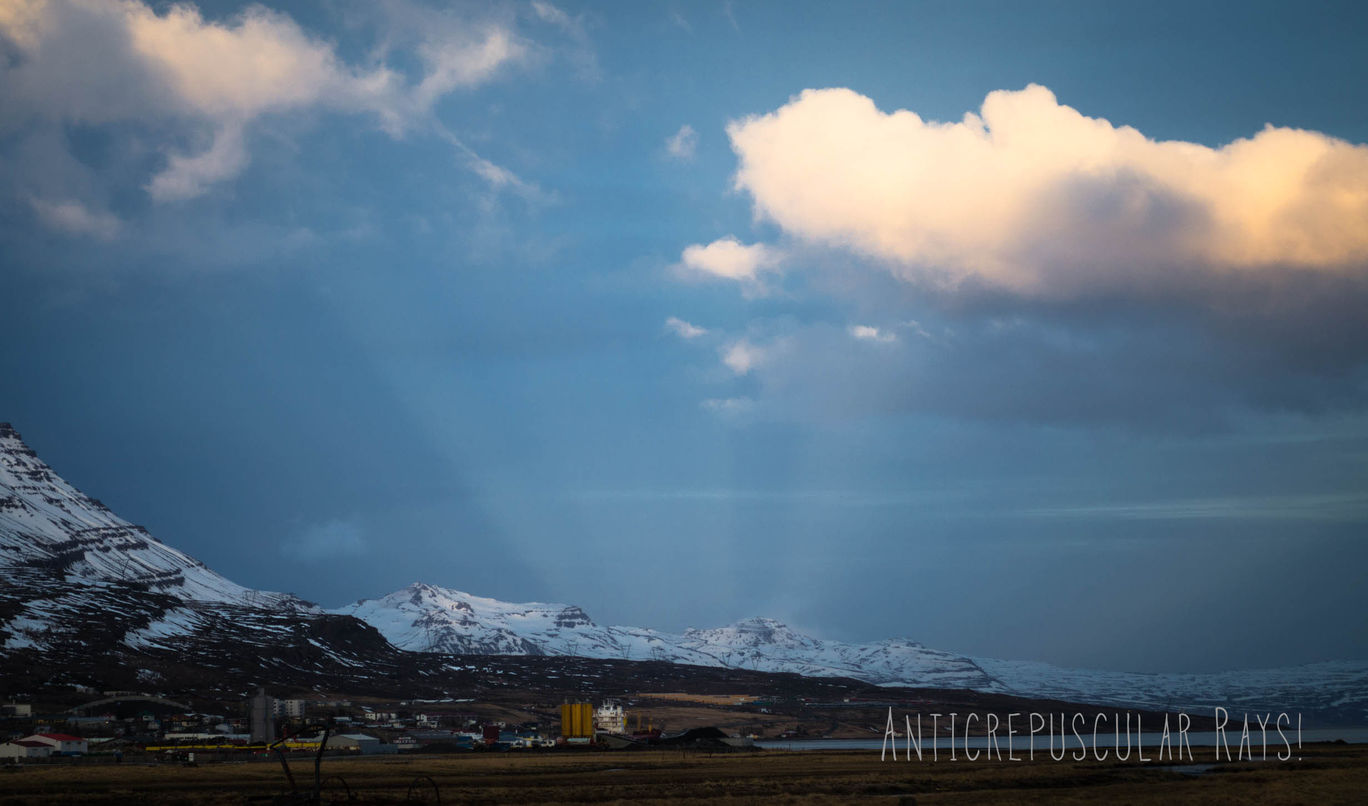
437, 128, 551, 203
665, 316, 709, 339
281, 519, 368, 562
28, 198, 122, 240
665, 124, 698, 161
700, 396, 755, 418
722, 1, 740, 32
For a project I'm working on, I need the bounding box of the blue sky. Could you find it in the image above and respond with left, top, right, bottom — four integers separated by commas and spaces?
2, 0, 1366, 673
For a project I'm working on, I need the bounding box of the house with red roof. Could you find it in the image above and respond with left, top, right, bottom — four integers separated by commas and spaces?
18, 733, 87, 755
0, 739, 55, 759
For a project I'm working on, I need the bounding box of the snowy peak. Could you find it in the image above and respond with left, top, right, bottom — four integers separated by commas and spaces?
684, 617, 818, 651
0, 423, 257, 604
333, 583, 604, 655
341, 581, 1002, 690
1, 423, 324, 657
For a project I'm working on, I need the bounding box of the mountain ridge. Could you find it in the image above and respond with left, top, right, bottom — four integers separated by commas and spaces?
3, 422, 1366, 724
333, 580, 1368, 724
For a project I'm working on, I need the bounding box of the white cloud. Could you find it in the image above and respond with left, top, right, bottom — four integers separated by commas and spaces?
0, 0, 531, 201
145, 123, 248, 202
725, 85, 1368, 299
437, 128, 549, 202
722, 338, 765, 375
665, 316, 708, 339
678, 236, 781, 293
901, 320, 936, 341
412, 26, 527, 112
530, 1, 571, 29
281, 519, 367, 562
722, 1, 740, 32
702, 396, 754, 416
29, 197, 121, 239
665, 124, 698, 161
849, 324, 896, 343
526, 0, 597, 81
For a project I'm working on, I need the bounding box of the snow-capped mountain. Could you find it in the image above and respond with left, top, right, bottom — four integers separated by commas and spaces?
340, 581, 1368, 725
0, 423, 295, 614
334, 583, 995, 690
4, 421, 1365, 724
0, 423, 405, 693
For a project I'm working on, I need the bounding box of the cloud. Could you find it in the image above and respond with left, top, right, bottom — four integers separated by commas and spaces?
281, 519, 367, 562
674, 86, 1368, 429
0, 0, 532, 201
438, 128, 550, 202
901, 320, 935, 341
411, 25, 527, 112
526, 0, 598, 81
725, 85, 1368, 299
530, 1, 571, 29
665, 316, 708, 339
701, 396, 754, 418
721, 338, 766, 375
145, 123, 249, 202
665, 124, 698, 161
849, 324, 896, 343
678, 236, 781, 294
29, 197, 121, 239
722, 1, 740, 32
710, 308, 1368, 430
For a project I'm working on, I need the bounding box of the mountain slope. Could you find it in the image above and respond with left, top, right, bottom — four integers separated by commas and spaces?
0, 423, 405, 694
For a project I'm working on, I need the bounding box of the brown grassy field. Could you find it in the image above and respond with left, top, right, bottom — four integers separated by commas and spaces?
2, 743, 1365, 805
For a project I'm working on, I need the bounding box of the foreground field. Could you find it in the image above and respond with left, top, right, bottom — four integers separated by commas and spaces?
2, 743, 1365, 804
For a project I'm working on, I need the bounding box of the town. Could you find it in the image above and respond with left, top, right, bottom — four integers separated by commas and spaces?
0, 690, 759, 764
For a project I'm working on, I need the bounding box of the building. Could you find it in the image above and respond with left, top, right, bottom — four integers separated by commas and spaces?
272, 699, 307, 718
0, 740, 52, 760
249, 688, 275, 743
1, 703, 32, 717
19, 733, 87, 755
324, 733, 384, 754
593, 702, 626, 735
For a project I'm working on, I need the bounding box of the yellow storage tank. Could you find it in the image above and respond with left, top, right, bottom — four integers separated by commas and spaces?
560, 702, 593, 738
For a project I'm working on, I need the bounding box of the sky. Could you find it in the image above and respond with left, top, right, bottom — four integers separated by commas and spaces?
2, 0, 1367, 674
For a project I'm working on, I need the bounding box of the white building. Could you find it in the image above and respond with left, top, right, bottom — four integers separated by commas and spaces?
593, 702, 626, 735
0, 741, 53, 760
325, 733, 385, 754
272, 699, 307, 718
19, 733, 87, 755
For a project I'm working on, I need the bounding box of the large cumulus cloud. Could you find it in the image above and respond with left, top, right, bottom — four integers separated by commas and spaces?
722, 85, 1368, 299
681, 86, 1368, 427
